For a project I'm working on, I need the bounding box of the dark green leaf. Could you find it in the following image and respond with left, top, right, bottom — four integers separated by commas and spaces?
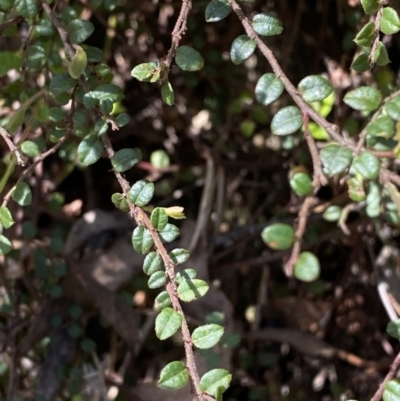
143, 251, 163, 275
261, 223, 295, 250
155, 307, 182, 340
351, 54, 370, 73
205, 0, 231, 22
175, 46, 204, 71
111, 148, 141, 172
298, 75, 333, 102
271, 106, 302, 136
385, 96, 400, 121
115, 113, 130, 127
343, 86, 382, 112
150, 207, 168, 230
148, 271, 167, 289
158, 361, 189, 390
0, 51, 22, 77
68, 19, 95, 44
0, 235, 12, 255
80, 338, 96, 353
230, 35, 256, 65
354, 22, 375, 47
159, 223, 180, 243
373, 41, 390, 66
387, 319, 400, 339
161, 82, 174, 105
83, 84, 124, 108
294, 252, 320, 282
352, 151, 380, 180
26, 45, 46, 70
366, 116, 394, 138
320, 144, 353, 176
12, 182, 32, 206
77, 135, 103, 166
192, 324, 224, 349
252, 13, 283, 36
132, 226, 154, 254
50, 72, 77, 96
15, 0, 37, 18
155, 291, 172, 310
111, 193, 129, 212
128, 180, 154, 207
255, 73, 283, 106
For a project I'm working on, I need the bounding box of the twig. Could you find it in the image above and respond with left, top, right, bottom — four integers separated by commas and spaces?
370, 351, 400, 401
163, 0, 192, 68
369, 1, 387, 68
284, 196, 316, 276
302, 113, 328, 189
0, 127, 25, 166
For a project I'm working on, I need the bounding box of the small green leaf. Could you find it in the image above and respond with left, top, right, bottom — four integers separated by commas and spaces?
380, 7, 400, 35
143, 251, 163, 275
78, 135, 103, 166
12, 182, 32, 206
26, 44, 46, 70
175, 268, 197, 284
360, 0, 379, 15
50, 72, 77, 96
68, 46, 88, 78
323, 205, 342, 222
161, 82, 174, 105
320, 144, 353, 176
373, 41, 390, 66
366, 181, 381, 218
366, 116, 394, 138
255, 73, 284, 106
205, 0, 231, 22
155, 291, 172, 310
230, 35, 256, 65
261, 223, 295, 250
385, 96, 400, 121
159, 223, 180, 243
111, 193, 129, 212
150, 150, 170, 169
298, 75, 333, 102
83, 84, 124, 108
21, 140, 39, 158
387, 319, 400, 339
68, 19, 95, 44
351, 151, 380, 180
200, 369, 232, 398
94, 120, 108, 136
177, 279, 209, 302
383, 379, 400, 401
155, 307, 182, 340
128, 180, 154, 207
0, 207, 14, 229
351, 54, 370, 73
34, 18, 54, 36
354, 22, 375, 47
271, 106, 302, 136
150, 207, 168, 230
158, 361, 189, 390
111, 148, 141, 172
294, 252, 320, 282
132, 226, 154, 254
192, 324, 224, 349
0, 51, 22, 77
80, 338, 96, 353
343, 86, 382, 112
252, 13, 283, 36
15, 0, 37, 18
169, 248, 190, 264
131, 61, 160, 82
290, 172, 313, 196
348, 176, 366, 202
0, 235, 12, 255
148, 271, 167, 289
116, 113, 130, 127
175, 46, 204, 71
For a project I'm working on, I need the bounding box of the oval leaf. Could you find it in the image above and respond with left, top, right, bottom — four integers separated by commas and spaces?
143, 251, 163, 275
155, 307, 182, 340
290, 172, 313, 196
158, 361, 189, 390
230, 35, 256, 65
192, 324, 224, 349
169, 248, 190, 265
177, 279, 209, 302
151, 207, 168, 230
352, 151, 380, 180
155, 291, 172, 310
148, 271, 167, 289
298, 75, 333, 102
380, 7, 400, 35
111, 148, 141, 172
383, 379, 400, 401
0, 207, 14, 229
12, 182, 32, 206
200, 369, 232, 397
175, 46, 204, 71
261, 223, 295, 250
294, 251, 320, 282
68, 19, 95, 44
320, 144, 353, 177
68, 46, 87, 79
132, 226, 154, 254
343, 86, 382, 112
159, 223, 180, 243
0, 235, 12, 255
271, 106, 302, 136
255, 73, 283, 106
21, 140, 39, 158
252, 13, 283, 36
128, 180, 155, 207
78, 135, 103, 166
361, 0, 379, 14
161, 81, 174, 105
205, 0, 231, 22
